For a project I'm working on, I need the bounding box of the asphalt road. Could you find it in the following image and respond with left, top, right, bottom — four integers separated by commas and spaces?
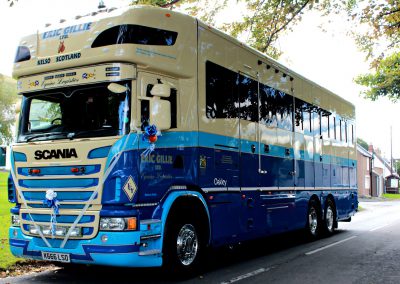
3, 199, 400, 284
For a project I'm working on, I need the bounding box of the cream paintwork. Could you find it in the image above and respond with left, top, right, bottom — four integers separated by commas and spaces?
13, 137, 118, 239
11, 5, 357, 244
17, 63, 136, 94
13, 6, 198, 80
197, 21, 355, 163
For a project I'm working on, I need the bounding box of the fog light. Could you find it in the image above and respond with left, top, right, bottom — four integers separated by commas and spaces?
42, 226, 52, 236
13, 229, 18, 237
11, 214, 20, 227
69, 227, 82, 237
29, 225, 39, 235
55, 227, 67, 236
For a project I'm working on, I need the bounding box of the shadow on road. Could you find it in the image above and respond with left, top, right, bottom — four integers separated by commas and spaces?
18, 229, 347, 283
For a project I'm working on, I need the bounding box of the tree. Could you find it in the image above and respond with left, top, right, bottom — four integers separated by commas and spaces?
224, 0, 351, 59
355, 52, 400, 101
228, 0, 317, 58
351, 1, 400, 101
357, 137, 369, 151
0, 75, 18, 145
131, 0, 181, 7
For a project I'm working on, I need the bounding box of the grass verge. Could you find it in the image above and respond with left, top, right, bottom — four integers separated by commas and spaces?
0, 170, 23, 270
383, 193, 400, 200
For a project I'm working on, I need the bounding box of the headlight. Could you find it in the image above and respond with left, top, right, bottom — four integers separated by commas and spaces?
28, 225, 82, 237
99, 217, 137, 231
11, 214, 20, 227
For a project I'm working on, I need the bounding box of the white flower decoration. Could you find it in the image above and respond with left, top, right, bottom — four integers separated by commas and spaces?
45, 190, 57, 201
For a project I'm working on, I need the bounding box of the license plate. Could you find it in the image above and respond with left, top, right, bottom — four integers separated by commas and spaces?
41, 251, 70, 263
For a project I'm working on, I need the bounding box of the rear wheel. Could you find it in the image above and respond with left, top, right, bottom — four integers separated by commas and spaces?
323, 199, 336, 235
306, 199, 321, 239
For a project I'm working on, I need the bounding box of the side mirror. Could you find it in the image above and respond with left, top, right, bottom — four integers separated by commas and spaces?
150, 84, 171, 98
0, 147, 6, 167
150, 98, 171, 130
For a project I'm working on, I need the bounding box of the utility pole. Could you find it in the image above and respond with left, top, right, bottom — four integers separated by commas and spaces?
391, 125, 393, 174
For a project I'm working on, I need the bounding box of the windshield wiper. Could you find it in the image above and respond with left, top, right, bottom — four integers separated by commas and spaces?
67, 128, 116, 139
25, 132, 70, 142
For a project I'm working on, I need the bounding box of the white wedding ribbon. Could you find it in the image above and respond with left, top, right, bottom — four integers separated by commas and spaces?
60, 133, 138, 248
10, 167, 52, 248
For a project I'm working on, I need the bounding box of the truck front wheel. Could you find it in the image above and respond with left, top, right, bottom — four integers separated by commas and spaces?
163, 213, 204, 276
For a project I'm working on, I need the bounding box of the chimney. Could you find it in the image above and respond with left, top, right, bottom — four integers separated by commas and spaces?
368, 144, 374, 153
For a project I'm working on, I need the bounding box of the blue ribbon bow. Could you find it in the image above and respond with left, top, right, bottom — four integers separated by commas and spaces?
43, 190, 60, 237
141, 124, 160, 157
142, 124, 158, 141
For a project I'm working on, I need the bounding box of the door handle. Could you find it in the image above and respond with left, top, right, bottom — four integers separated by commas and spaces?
247, 198, 254, 208
251, 144, 256, 153
259, 169, 268, 174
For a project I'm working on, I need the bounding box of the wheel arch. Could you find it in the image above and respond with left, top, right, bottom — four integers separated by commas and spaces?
309, 194, 321, 210
158, 190, 211, 247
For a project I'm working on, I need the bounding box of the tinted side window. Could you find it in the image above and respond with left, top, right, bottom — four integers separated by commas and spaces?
295, 99, 312, 135
333, 116, 337, 140
206, 61, 239, 119
239, 74, 258, 122
342, 120, 347, 142
260, 85, 292, 130
312, 109, 321, 137
338, 118, 343, 141
276, 90, 293, 131
92, 24, 178, 47
294, 98, 304, 133
321, 111, 331, 139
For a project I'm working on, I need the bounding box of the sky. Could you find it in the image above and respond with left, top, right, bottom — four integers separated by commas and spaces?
0, 0, 399, 158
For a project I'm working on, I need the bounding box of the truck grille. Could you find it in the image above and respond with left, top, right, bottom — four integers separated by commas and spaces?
16, 164, 103, 240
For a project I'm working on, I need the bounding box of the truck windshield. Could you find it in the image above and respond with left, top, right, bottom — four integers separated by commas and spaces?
17, 82, 131, 142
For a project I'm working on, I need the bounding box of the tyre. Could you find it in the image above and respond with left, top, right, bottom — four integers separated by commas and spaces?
306, 199, 321, 239
163, 212, 205, 276
323, 198, 337, 236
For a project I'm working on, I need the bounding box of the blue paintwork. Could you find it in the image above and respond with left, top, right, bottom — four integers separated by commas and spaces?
9, 227, 162, 267
87, 146, 112, 159
10, 130, 358, 268
8, 173, 17, 203
13, 152, 27, 162
155, 191, 211, 247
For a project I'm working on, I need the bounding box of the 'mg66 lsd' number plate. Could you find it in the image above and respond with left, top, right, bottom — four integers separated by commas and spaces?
41, 251, 70, 263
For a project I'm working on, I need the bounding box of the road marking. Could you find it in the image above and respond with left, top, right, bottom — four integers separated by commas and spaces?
305, 236, 357, 256
220, 267, 271, 284
369, 224, 389, 232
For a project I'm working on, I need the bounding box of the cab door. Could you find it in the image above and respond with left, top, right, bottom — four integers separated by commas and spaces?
136, 72, 181, 204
